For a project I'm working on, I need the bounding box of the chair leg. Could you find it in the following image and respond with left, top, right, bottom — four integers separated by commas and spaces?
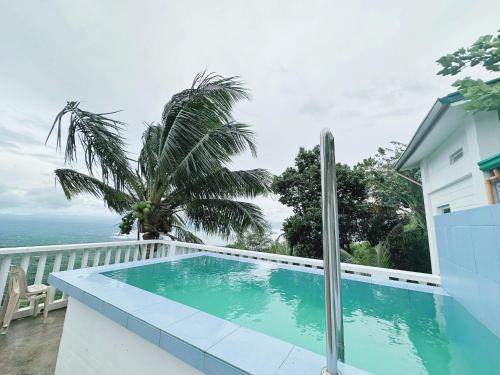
33, 297, 40, 318
1, 292, 20, 335
42, 293, 49, 323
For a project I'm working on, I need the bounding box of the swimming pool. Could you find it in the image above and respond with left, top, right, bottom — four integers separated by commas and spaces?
102, 254, 500, 375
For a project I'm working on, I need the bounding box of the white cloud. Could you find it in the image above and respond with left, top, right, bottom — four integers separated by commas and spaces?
1, 0, 499, 241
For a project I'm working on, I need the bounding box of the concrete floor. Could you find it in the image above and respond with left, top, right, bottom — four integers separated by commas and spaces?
0, 308, 65, 375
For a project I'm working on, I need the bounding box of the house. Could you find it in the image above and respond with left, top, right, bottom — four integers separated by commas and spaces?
395, 78, 500, 275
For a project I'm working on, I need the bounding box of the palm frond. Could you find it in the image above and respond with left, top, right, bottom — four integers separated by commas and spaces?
375, 243, 391, 268
156, 73, 251, 181
171, 225, 204, 244
55, 168, 134, 213
47, 101, 133, 188
184, 199, 266, 239
167, 121, 257, 184
171, 168, 272, 201
138, 124, 162, 195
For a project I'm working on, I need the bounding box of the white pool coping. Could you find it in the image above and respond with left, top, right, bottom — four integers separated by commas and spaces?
48, 252, 446, 375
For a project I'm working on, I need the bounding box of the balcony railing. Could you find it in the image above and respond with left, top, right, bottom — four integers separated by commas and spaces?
0, 240, 440, 321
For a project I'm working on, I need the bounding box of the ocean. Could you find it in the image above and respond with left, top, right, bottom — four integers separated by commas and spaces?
0, 215, 130, 248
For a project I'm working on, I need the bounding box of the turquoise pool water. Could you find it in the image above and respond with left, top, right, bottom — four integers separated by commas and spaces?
103, 255, 500, 375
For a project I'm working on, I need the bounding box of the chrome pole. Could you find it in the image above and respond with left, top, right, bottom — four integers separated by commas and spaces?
320, 129, 344, 375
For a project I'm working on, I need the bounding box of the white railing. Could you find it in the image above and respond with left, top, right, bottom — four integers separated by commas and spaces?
0, 240, 440, 321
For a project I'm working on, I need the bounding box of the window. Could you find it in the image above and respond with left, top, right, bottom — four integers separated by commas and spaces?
493, 180, 500, 203
438, 204, 451, 214
449, 148, 463, 165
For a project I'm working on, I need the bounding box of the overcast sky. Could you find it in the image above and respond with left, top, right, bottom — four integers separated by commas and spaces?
1, 1, 499, 238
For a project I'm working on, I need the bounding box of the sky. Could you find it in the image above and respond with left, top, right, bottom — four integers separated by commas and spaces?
0, 1, 499, 241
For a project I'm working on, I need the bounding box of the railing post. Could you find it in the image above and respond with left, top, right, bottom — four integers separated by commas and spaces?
48, 252, 63, 304
81, 250, 89, 268
124, 246, 131, 262
169, 242, 177, 257
104, 248, 112, 265
34, 255, 47, 284
93, 248, 101, 267
320, 129, 345, 375
115, 247, 122, 264
20, 255, 30, 274
0, 256, 12, 307
62, 251, 76, 300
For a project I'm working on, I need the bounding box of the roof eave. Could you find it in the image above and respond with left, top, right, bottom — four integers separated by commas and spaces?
395, 100, 449, 171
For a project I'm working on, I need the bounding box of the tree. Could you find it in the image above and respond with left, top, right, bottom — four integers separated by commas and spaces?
273, 143, 431, 272
226, 222, 273, 251
47, 73, 272, 242
272, 146, 370, 258
360, 142, 431, 272
360, 142, 426, 232
437, 31, 500, 116
226, 221, 290, 255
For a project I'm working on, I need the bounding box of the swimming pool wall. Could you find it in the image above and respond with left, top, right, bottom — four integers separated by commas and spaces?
435, 204, 500, 337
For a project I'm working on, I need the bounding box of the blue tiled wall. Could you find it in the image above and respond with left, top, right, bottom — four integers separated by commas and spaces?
435, 204, 500, 338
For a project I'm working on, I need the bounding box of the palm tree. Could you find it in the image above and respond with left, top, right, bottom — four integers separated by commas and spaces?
47, 72, 272, 242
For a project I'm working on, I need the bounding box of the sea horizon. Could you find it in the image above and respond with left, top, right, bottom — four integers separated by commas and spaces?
0, 214, 227, 248
0, 214, 132, 248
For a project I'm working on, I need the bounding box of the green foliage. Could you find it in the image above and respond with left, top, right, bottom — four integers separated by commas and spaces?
273, 145, 403, 259
386, 225, 431, 273
437, 33, 499, 76
273, 143, 431, 273
265, 241, 290, 255
452, 78, 500, 115
48, 72, 272, 242
226, 222, 291, 255
348, 242, 392, 269
227, 223, 273, 251
272, 146, 376, 258
360, 142, 426, 231
437, 31, 500, 116
119, 212, 135, 235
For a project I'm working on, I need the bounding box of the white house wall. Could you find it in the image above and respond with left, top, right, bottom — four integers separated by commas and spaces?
425, 124, 473, 204
420, 111, 488, 274
474, 111, 500, 160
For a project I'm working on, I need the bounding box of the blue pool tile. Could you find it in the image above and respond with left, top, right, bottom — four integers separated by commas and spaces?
477, 277, 500, 337
93, 283, 166, 312
435, 226, 449, 260
490, 204, 500, 226
468, 206, 494, 226
275, 346, 325, 375
82, 292, 103, 312
204, 355, 247, 375
64, 283, 85, 301
127, 315, 161, 345
47, 275, 66, 291
338, 362, 373, 375
102, 303, 128, 327
167, 311, 239, 350
207, 327, 294, 375
471, 227, 500, 281
449, 227, 475, 272
130, 299, 198, 331
159, 331, 204, 371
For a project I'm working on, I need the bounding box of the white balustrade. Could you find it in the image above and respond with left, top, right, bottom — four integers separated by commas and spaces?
0, 239, 440, 322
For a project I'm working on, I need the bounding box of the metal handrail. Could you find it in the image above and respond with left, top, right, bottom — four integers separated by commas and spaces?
320, 129, 344, 375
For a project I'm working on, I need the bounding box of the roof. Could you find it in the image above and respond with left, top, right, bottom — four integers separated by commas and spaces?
478, 153, 500, 171
395, 77, 500, 171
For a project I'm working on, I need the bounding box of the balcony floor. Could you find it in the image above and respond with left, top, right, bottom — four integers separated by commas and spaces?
0, 308, 65, 375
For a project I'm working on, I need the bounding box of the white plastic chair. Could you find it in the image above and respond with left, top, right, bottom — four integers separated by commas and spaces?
0, 265, 50, 334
